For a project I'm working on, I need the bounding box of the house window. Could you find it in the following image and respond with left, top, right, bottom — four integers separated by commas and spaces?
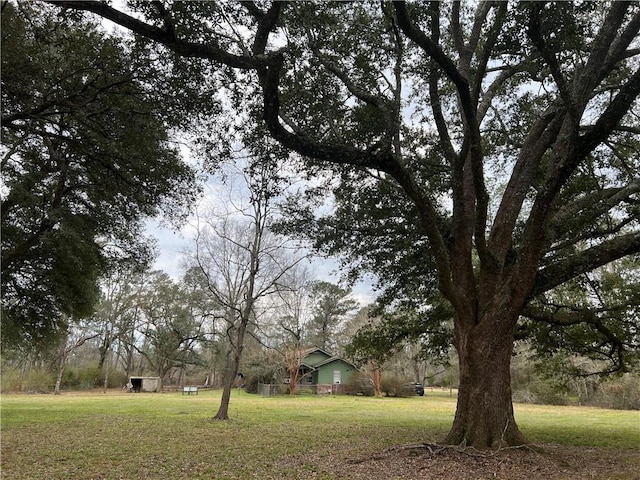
333, 370, 341, 384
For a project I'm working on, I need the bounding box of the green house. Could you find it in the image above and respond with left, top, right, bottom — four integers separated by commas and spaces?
296, 348, 358, 393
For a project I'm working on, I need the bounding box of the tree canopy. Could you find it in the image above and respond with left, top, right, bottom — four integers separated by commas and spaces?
0, 2, 206, 349
305, 281, 359, 351
38, 0, 640, 449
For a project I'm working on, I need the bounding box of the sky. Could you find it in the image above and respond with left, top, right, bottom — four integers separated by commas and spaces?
96, 3, 376, 306
146, 212, 377, 307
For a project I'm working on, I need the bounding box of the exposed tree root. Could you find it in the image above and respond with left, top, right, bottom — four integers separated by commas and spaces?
348, 442, 544, 465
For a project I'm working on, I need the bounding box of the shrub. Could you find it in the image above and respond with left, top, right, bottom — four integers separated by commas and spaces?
345, 371, 375, 396
590, 374, 640, 410
380, 376, 413, 398
61, 365, 101, 390
243, 363, 283, 394
23, 369, 55, 393
0, 366, 24, 393
97, 370, 129, 389
513, 380, 569, 406
244, 375, 262, 394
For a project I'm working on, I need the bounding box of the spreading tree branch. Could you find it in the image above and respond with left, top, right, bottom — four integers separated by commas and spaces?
45, 0, 278, 69
534, 232, 640, 295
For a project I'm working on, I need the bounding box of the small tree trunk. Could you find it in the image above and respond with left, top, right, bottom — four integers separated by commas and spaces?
285, 344, 304, 396
213, 353, 239, 420
444, 319, 526, 449
54, 338, 69, 395
103, 362, 109, 393
54, 360, 65, 395
214, 375, 233, 420
213, 322, 247, 421
370, 361, 383, 397
289, 372, 298, 396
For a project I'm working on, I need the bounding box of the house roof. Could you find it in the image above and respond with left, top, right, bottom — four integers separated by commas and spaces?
300, 347, 358, 370
312, 356, 358, 370
301, 347, 333, 358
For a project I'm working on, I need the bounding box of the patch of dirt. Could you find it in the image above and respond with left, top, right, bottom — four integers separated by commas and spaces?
285, 443, 640, 479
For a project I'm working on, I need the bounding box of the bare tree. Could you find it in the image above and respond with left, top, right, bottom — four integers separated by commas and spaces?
272, 265, 313, 395
52, 318, 99, 395
282, 344, 308, 396
93, 269, 144, 390
191, 165, 306, 420
135, 271, 205, 390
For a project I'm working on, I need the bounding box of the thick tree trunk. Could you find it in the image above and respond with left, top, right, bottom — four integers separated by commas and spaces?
444, 319, 526, 449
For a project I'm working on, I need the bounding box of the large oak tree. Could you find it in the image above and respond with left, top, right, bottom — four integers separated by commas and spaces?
44, 1, 639, 449
1, 2, 207, 349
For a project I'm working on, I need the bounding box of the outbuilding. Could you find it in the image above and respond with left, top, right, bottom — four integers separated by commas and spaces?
128, 376, 160, 393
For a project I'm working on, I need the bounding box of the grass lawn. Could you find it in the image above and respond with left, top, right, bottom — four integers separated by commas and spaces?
1, 388, 638, 479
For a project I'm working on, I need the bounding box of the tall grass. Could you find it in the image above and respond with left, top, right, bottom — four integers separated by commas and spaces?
1, 389, 638, 480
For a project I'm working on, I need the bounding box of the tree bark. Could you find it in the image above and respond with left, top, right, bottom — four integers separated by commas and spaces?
444, 316, 526, 449
212, 351, 236, 420
370, 362, 383, 398
54, 357, 65, 395
212, 321, 247, 420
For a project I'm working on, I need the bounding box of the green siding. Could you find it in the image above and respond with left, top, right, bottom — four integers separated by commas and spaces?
304, 350, 331, 367
298, 349, 359, 388
316, 360, 356, 385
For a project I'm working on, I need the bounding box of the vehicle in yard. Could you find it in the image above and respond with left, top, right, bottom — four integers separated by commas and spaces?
406, 382, 425, 396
